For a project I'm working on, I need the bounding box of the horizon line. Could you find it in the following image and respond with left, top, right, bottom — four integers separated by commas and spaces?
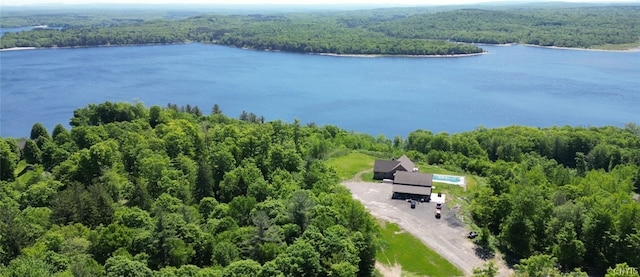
2, 0, 640, 8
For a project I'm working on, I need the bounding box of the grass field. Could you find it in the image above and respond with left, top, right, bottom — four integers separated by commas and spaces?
377, 222, 464, 277
326, 151, 376, 181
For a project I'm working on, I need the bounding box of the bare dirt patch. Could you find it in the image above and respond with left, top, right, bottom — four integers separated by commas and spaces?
375, 261, 403, 277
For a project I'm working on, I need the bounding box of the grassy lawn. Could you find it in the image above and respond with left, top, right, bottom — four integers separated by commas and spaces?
377, 222, 464, 277
360, 171, 374, 182
432, 183, 469, 215
326, 151, 376, 181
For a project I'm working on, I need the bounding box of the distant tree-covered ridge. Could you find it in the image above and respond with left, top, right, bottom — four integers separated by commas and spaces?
2, 5, 639, 54
368, 6, 640, 49
0, 11, 483, 55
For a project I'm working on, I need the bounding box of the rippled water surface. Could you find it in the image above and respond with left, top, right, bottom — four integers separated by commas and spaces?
1, 42, 638, 137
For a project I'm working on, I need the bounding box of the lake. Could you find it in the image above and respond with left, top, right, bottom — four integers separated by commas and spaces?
1, 42, 639, 138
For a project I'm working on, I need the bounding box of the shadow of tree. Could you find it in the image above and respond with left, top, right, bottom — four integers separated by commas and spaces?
474, 245, 495, 260
496, 246, 522, 268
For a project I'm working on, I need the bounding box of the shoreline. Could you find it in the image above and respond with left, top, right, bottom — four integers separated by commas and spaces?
520, 43, 640, 53
474, 42, 640, 52
2, 42, 638, 55
508, 43, 640, 53
314, 51, 487, 58
0, 42, 194, 52
0, 43, 487, 57
0, 47, 37, 52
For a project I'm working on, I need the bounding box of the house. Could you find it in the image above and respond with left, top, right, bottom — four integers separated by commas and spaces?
373, 154, 417, 180
391, 171, 433, 201
396, 155, 416, 173
17, 138, 27, 151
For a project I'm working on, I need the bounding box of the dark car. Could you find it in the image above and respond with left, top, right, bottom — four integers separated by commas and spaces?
436, 202, 443, 209
435, 209, 441, 219
410, 200, 416, 209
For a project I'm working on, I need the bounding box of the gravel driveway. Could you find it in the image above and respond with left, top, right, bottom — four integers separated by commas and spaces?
343, 181, 508, 276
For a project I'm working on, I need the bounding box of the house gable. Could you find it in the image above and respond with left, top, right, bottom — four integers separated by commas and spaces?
373, 155, 416, 180
397, 155, 416, 172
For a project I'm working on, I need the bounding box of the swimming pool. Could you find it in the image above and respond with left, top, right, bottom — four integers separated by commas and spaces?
432, 174, 465, 186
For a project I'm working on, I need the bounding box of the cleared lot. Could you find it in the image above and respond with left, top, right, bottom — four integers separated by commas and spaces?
343, 181, 491, 276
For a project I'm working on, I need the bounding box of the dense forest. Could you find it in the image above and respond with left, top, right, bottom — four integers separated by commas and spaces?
0, 102, 381, 276
2, 5, 640, 55
1, 101, 639, 276
404, 125, 640, 276
367, 6, 640, 48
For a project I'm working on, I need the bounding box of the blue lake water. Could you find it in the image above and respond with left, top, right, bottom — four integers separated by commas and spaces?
1, 42, 639, 138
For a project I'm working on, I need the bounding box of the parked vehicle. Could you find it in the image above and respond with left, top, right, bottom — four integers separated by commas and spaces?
410, 200, 416, 209
435, 209, 441, 219
436, 202, 443, 209
467, 232, 478, 239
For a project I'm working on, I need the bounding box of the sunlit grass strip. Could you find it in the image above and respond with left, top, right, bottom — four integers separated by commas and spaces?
376, 222, 463, 277
14, 160, 28, 175
326, 152, 376, 181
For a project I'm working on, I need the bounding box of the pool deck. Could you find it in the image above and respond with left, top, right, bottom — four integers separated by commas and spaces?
431, 193, 446, 203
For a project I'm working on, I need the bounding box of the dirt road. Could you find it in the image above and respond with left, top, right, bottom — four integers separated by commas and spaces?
343, 181, 511, 276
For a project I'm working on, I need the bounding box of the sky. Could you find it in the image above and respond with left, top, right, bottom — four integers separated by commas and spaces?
2, 0, 639, 6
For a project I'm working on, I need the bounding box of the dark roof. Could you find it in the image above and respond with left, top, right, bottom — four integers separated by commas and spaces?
393, 171, 433, 187
392, 184, 432, 195
17, 138, 27, 150
374, 160, 401, 173
397, 155, 415, 172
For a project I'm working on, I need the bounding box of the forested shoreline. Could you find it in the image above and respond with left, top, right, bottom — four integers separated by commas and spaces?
1, 5, 639, 55
1, 101, 639, 276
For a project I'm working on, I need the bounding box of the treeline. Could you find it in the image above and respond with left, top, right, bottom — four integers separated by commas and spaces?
0, 20, 192, 48
0, 9, 199, 28
403, 125, 640, 275
0, 102, 385, 276
0, 12, 482, 55
367, 6, 640, 48
2, 5, 640, 53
